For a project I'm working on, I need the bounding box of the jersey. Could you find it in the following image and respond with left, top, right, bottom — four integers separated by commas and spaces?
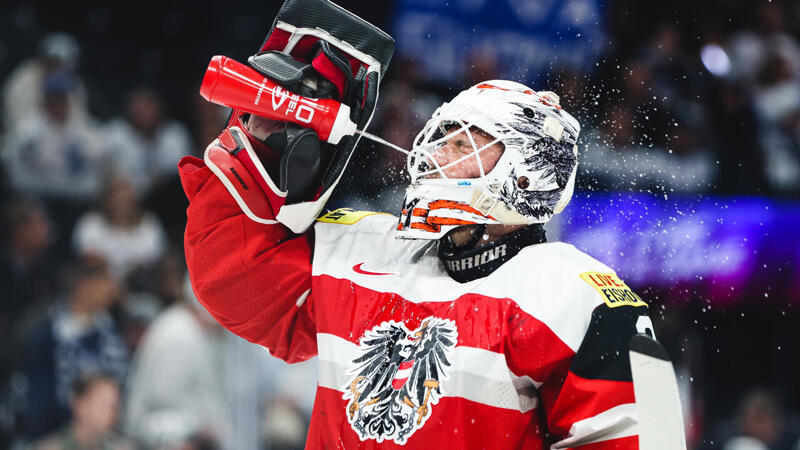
179, 155, 650, 449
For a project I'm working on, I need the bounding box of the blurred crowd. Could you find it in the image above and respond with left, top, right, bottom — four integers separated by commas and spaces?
339, 1, 800, 209
0, 32, 317, 450
0, 0, 798, 449
578, 0, 800, 198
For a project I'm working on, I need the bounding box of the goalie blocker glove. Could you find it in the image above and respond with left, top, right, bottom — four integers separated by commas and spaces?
203, 0, 394, 233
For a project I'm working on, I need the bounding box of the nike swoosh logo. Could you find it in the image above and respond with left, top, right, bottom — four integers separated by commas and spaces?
352, 262, 394, 276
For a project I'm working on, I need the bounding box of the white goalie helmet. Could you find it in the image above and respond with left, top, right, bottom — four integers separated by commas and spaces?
396, 80, 581, 239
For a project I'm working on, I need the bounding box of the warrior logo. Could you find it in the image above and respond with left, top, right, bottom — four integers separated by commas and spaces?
343, 317, 458, 444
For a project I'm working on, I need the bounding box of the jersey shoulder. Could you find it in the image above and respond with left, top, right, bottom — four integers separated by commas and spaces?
515, 242, 645, 308
509, 241, 615, 286
314, 207, 397, 240
316, 208, 394, 226
488, 242, 645, 351
313, 208, 406, 268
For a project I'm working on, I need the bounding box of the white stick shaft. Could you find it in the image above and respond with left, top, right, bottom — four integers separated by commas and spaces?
630, 350, 687, 449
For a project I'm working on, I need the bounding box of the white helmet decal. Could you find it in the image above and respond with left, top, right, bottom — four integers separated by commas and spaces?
397, 80, 581, 239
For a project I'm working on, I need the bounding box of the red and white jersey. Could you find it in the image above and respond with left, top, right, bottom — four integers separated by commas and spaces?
180, 155, 650, 449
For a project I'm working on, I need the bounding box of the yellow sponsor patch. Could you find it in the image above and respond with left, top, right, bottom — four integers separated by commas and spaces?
580, 272, 648, 308
316, 208, 390, 225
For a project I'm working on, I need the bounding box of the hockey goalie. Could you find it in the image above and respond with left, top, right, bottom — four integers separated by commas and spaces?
178, 0, 679, 447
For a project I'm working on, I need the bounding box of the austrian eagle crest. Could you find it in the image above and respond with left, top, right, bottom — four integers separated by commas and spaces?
343, 317, 458, 444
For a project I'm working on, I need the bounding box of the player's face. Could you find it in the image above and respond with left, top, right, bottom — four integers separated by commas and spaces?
426, 127, 504, 179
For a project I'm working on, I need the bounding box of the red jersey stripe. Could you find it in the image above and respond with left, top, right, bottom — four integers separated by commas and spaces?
307, 386, 547, 449
547, 372, 636, 437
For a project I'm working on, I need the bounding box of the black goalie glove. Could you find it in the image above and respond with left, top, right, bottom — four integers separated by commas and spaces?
204, 0, 394, 233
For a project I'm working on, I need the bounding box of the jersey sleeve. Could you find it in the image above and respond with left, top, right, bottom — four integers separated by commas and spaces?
506, 268, 649, 449
179, 155, 316, 363
542, 301, 648, 449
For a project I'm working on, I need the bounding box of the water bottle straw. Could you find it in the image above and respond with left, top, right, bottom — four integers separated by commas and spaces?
358, 130, 410, 155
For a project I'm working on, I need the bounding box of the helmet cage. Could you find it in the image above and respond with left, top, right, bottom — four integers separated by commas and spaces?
407, 104, 528, 185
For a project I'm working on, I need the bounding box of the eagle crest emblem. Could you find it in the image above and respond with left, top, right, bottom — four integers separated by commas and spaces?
343, 317, 458, 444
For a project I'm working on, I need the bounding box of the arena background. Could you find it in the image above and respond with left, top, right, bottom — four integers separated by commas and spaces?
0, 0, 798, 448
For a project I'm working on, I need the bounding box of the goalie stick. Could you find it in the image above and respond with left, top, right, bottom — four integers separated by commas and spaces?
629, 333, 687, 449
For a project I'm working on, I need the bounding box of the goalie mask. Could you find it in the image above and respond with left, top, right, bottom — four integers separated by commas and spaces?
397, 80, 581, 240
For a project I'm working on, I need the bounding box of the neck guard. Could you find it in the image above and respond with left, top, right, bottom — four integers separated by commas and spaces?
438, 225, 546, 283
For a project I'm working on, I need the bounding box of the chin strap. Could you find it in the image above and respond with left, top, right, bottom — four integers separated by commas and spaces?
438, 225, 546, 283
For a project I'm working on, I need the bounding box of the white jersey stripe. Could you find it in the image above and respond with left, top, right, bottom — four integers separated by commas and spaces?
317, 333, 360, 364
319, 359, 354, 393
551, 403, 639, 449
316, 333, 539, 413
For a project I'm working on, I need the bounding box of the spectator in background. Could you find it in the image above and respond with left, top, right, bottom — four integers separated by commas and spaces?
0, 197, 57, 385
637, 24, 691, 102
149, 250, 186, 306
585, 56, 717, 194
116, 250, 187, 355
637, 23, 710, 155
721, 1, 800, 195
125, 275, 317, 450
616, 62, 673, 148
32, 373, 135, 450
2, 69, 106, 233
752, 54, 800, 194
1, 32, 88, 133
256, 354, 316, 450
123, 275, 228, 449
20, 256, 127, 441
709, 82, 767, 194
701, 388, 800, 450
727, 1, 800, 85
72, 175, 167, 282
103, 88, 191, 196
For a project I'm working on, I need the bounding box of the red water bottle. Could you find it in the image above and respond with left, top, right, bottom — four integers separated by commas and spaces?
199, 55, 357, 145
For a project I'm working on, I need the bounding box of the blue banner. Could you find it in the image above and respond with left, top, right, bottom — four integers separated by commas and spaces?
561, 193, 800, 307
391, 0, 605, 84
